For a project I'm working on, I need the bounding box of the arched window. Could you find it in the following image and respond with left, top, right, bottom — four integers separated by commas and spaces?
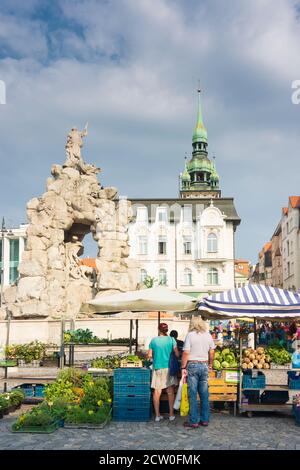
207, 267, 218, 285
183, 268, 192, 286
140, 269, 147, 283
207, 233, 218, 253
159, 269, 167, 286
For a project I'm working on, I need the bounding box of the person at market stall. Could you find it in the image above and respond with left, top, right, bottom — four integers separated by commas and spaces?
147, 323, 179, 423
180, 317, 216, 429
170, 330, 184, 356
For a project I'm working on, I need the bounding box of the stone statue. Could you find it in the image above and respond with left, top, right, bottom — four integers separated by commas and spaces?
64, 124, 101, 175
65, 124, 88, 163
65, 235, 84, 279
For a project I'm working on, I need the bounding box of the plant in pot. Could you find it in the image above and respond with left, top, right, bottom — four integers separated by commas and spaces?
12, 405, 56, 431
0, 395, 10, 417
8, 390, 25, 410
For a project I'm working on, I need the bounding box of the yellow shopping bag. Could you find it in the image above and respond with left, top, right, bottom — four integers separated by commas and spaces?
180, 381, 189, 417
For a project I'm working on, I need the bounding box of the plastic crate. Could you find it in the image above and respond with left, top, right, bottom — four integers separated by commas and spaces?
15, 384, 34, 397
113, 394, 150, 408
113, 405, 151, 422
242, 373, 266, 389
120, 359, 143, 368
113, 383, 150, 396
114, 368, 150, 385
34, 385, 45, 397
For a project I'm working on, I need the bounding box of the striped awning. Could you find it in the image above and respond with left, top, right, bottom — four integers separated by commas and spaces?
198, 285, 300, 319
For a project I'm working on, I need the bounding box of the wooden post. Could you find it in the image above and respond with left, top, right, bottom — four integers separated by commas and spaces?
254, 318, 257, 349
135, 319, 139, 354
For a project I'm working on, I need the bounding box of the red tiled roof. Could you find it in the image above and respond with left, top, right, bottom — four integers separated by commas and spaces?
79, 258, 97, 268
282, 207, 288, 216
289, 196, 300, 209
264, 242, 272, 252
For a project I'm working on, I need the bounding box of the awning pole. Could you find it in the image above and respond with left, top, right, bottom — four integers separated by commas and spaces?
129, 319, 133, 354
158, 311, 161, 328
135, 319, 139, 354
254, 318, 257, 349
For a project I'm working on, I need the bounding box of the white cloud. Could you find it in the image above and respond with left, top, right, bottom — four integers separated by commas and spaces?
1, 0, 300, 262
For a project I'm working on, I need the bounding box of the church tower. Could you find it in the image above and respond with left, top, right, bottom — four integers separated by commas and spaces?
180, 88, 220, 199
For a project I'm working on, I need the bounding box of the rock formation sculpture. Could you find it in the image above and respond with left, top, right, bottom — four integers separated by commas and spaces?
5, 126, 137, 319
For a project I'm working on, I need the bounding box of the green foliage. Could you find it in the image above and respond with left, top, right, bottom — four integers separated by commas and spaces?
13, 406, 54, 430
213, 346, 238, 370
44, 378, 76, 403
80, 377, 112, 411
5, 341, 48, 363
64, 329, 133, 345
266, 345, 291, 365
142, 276, 157, 288
91, 355, 121, 369
0, 394, 10, 411
57, 368, 87, 386
8, 390, 25, 407
65, 405, 111, 425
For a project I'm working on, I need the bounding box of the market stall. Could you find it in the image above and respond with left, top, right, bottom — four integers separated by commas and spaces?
81, 286, 197, 421
198, 285, 300, 418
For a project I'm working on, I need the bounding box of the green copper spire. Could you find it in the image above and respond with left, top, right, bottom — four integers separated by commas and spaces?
192, 87, 207, 144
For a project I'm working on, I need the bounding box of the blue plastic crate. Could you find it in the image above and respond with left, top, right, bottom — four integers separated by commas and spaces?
114, 368, 150, 385
34, 385, 45, 397
16, 384, 34, 397
113, 382, 150, 396
113, 394, 151, 408
113, 405, 151, 422
242, 373, 266, 389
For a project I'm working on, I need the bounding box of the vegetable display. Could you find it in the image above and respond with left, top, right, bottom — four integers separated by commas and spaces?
242, 347, 271, 370
13, 368, 112, 431
5, 341, 52, 363
213, 347, 238, 370
265, 345, 291, 365
90, 354, 143, 370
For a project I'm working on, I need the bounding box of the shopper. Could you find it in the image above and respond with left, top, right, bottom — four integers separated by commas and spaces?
148, 323, 179, 423
170, 330, 184, 355
181, 317, 216, 428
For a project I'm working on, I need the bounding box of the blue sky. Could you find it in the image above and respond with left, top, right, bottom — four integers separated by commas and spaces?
1, 0, 300, 263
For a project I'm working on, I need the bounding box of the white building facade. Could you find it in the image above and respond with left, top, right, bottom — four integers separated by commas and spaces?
128, 90, 240, 299
282, 197, 300, 291
0, 223, 27, 288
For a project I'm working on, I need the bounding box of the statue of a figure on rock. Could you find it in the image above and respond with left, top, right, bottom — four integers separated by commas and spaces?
64, 124, 100, 175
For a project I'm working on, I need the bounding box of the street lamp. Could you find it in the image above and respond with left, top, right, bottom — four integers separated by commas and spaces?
0, 217, 13, 308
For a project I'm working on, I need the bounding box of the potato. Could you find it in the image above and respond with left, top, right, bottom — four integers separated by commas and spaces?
248, 362, 254, 369
257, 363, 263, 369
259, 359, 265, 365
244, 350, 250, 357
256, 355, 262, 361
242, 363, 248, 369
244, 358, 250, 364
253, 359, 258, 366
249, 354, 256, 361
257, 347, 264, 355
263, 363, 270, 369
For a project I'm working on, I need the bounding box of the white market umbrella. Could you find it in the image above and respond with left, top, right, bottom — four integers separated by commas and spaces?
81, 286, 197, 314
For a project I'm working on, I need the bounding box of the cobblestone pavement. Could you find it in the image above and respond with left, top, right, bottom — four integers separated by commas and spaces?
0, 405, 299, 450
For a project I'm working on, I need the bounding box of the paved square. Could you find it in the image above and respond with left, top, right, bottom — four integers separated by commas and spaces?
0, 405, 299, 450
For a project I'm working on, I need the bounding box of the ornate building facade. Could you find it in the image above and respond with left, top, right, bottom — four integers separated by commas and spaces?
128, 90, 240, 299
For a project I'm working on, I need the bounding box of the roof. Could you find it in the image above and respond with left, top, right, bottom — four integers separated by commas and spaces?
79, 258, 97, 269
264, 242, 272, 252
289, 196, 300, 209
129, 197, 241, 226
282, 207, 288, 215
235, 259, 250, 264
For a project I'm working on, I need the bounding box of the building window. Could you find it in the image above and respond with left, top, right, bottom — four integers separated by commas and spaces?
287, 262, 290, 277
207, 267, 218, 285
137, 206, 148, 222
287, 241, 290, 256
183, 205, 192, 223
183, 268, 192, 286
157, 208, 167, 223
207, 233, 218, 253
183, 239, 192, 255
138, 236, 148, 255
9, 238, 19, 285
159, 269, 167, 286
140, 269, 147, 283
158, 237, 167, 255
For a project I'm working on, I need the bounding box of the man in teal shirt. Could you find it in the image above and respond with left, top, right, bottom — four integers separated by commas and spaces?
148, 323, 179, 422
